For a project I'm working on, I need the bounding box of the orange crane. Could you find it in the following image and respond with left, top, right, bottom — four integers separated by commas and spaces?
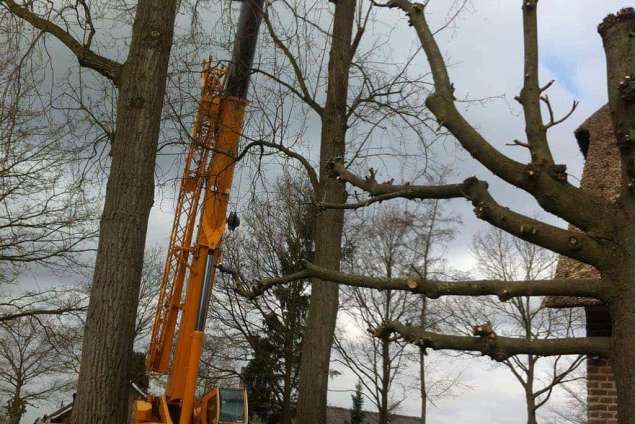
132, 1, 264, 423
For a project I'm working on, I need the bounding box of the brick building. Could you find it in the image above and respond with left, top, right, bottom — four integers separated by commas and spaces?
546, 105, 618, 423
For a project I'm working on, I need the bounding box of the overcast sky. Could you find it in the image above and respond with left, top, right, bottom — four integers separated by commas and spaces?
16, 0, 633, 422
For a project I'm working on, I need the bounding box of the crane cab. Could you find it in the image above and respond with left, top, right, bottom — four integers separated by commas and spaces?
132, 387, 248, 424
200, 387, 248, 424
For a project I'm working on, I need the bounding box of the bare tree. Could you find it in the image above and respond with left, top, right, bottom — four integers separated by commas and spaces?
133, 246, 164, 350
242, 4, 635, 422
0, 0, 181, 418
0, 12, 97, 327
447, 228, 585, 424
228, 2, 440, 420
0, 318, 74, 424
40, 247, 169, 382
410, 194, 459, 424
336, 202, 460, 423
549, 368, 586, 424
0, 16, 96, 278
336, 206, 421, 423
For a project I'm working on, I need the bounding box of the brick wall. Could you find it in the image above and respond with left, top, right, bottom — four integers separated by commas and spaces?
588, 358, 618, 424
586, 305, 618, 423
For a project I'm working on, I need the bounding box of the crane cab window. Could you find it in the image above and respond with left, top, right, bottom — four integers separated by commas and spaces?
219, 388, 245, 423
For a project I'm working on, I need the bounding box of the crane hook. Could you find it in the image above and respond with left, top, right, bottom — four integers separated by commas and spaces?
227, 211, 240, 231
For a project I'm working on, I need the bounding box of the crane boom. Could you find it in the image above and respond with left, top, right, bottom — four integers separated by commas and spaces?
138, 1, 264, 423
146, 64, 227, 374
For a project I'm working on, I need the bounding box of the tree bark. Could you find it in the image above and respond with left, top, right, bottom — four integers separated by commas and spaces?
600, 10, 635, 423
599, 8, 635, 191
524, 361, 537, 424
7, 394, 23, 424
295, 1, 356, 422
70, 0, 178, 422
609, 278, 635, 423
525, 390, 538, 424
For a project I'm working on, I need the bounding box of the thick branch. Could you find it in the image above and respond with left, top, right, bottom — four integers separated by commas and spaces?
237, 140, 320, 192
1, 0, 122, 82
321, 158, 464, 208
0, 306, 86, 322
375, 320, 611, 361
237, 260, 606, 302
599, 8, 635, 193
518, 0, 553, 163
326, 162, 606, 266
460, 177, 605, 267
376, 0, 611, 235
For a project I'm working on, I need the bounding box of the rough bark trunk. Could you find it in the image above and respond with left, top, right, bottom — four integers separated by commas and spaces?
70, 0, 177, 422
609, 280, 635, 424
295, 1, 356, 422
599, 9, 635, 423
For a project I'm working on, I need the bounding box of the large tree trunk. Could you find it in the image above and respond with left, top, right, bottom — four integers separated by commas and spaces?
70, 0, 177, 422
295, 1, 356, 422
609, 278, 635, 423
600, 9, 635, 423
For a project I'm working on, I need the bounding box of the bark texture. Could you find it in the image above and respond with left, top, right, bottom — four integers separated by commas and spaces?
295, 1, 356, 422
600, 8, 635, 423
70, 0, 178, 422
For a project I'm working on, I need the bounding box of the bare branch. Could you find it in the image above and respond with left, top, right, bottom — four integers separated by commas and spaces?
237, 140, 320, 192
0, 306, 86, 323
374, 320, 611, 361
518, 0, 553, 164
1, 0, 122, 82
236, 259, 605, 302
375, 0, 612, 235
323, 158, 465, 208
261, 8, 323, 115
325, 162, 606, 266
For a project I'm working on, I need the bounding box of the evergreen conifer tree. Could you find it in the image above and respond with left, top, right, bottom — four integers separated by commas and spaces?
347, 381, 366, 424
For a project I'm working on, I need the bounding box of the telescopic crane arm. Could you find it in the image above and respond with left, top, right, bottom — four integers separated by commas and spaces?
136, 1, 265, 423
